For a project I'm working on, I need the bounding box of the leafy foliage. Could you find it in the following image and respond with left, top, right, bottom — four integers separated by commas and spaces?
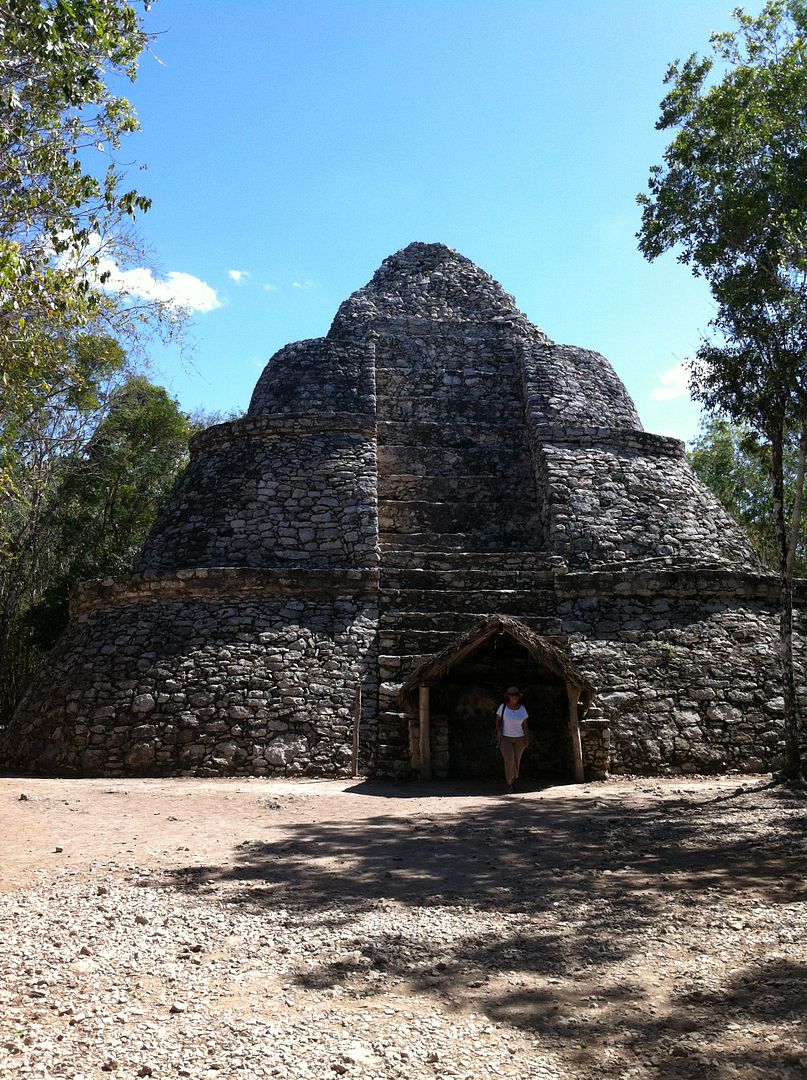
29, 376, 193, 645
0, 2, 202, 726
0, 0, 182, 494
689, 415, 807, 573
638, 0, 807, 435
0, 372, 193, 725
638, 1, 807, 279
638, 1, 807, 780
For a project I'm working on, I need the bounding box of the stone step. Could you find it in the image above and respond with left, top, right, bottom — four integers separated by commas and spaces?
377, 443, 532, 477
378, 473, 536, 503
378, 684, 406, 712
379, 532, 544, 553
376, 715, 410, 755
378, 653, 433, 676
379, 566, 555, 591
376, 395, 517, 424
380, 549, 556, 572
380, 586, 555, 615
377, 420, 527, 451
377, 620, 563, 654
374, 361, 520, 380
377, 610, 562, 634
379, 530, 470, 551
378, 499, 541, 539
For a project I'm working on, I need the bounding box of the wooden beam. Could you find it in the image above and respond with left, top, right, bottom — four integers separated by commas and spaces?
351, 684, 361, 778
566, 680, 584, 783
419, 685, 431, 781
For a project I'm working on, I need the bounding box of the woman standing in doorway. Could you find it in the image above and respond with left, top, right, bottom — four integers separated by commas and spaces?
496, 686, 529, 793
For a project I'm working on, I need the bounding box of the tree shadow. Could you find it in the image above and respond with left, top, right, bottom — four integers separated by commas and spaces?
163, 784, 806, 1077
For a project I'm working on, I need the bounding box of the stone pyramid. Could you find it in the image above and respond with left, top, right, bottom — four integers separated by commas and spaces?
3, 243, 792, 781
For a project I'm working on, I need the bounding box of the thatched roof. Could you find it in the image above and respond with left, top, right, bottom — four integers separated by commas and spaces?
397, 614, 595, 709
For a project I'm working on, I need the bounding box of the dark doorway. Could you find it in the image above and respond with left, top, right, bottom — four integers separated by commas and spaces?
429, 633, 571, 781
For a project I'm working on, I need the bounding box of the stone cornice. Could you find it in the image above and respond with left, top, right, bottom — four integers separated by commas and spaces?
190, 414, 377, 456
557, 566, 802, 603
71, 567, 380, 617
530, 423, 685, 459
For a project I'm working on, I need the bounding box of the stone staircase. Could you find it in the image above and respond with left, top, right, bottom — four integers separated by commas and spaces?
376, 421, 542, 549
374, 550, 562, 775
373, 333, 554, 774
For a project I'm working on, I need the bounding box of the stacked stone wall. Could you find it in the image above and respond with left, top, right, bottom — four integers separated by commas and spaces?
5, 582, 378, 777
137, 417, 378, 573
375, 325, 543, 553
248, 336, 376, 416
523, 342, 643, 429
330, 244, 550, 328
538, 441, 761, 571
579, 719, 610, 779
561, 585, 804, 775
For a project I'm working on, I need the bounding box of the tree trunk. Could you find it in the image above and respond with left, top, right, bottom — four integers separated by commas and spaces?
771, 426, 803, 782
786, 419, 807, 579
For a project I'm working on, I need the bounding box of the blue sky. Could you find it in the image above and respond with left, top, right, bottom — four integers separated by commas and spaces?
113, 0, 744, 442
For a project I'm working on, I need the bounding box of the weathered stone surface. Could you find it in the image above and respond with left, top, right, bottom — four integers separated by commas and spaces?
264, 734, 309, 767
2, 242, 804, 780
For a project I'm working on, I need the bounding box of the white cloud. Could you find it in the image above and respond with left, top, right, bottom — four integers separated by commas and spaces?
96, 259, 222, 313
263, 283, 278, 292
292, 279, 317, 290
228, 269, 249, 284
57, 233, 222, 314
650, 361, 690, 402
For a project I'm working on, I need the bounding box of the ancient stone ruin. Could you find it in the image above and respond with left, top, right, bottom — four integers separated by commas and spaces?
2, 242, 800, 781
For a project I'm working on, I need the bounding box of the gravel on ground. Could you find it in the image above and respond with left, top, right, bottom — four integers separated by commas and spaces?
1, 774, 805, 1079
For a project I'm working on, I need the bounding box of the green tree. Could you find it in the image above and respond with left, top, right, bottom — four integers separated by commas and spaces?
689, 415, 807, 573
0, 331, 127, 712
0, 373, 193, 725
638, 0, 807, 781
28, 376, 193, 643
0, 0, 180, 493
0, 1, 194, 725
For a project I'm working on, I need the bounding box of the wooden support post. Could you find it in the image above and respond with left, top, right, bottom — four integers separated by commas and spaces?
419, 685, 431, 781
351, 685, 361, 778
566, 681, 584, 783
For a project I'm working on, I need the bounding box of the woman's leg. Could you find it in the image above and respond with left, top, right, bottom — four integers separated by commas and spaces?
513, 735, 528, 780
499, 737, 516, 784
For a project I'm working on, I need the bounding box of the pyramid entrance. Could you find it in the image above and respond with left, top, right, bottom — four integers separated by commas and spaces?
398, 616, 590, 784
429, 633, 572, 782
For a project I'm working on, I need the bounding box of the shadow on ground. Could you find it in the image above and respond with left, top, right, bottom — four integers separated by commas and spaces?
164, 782, 807, 1078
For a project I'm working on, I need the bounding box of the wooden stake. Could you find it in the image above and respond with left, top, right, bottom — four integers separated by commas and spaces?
566, 681, 584, 782
352, 685, 361, 778
419, 685, 431, 781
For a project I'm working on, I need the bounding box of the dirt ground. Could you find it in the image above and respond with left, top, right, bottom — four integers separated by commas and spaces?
1, 773, 805, 1079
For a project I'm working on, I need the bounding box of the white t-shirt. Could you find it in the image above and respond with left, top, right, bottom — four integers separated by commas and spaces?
497, 704, 529, 738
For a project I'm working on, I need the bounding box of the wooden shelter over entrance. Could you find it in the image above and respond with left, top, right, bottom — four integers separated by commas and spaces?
398, 615, 595, 783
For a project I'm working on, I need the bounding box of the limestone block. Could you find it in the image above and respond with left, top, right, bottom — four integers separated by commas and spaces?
125, 743, 156, 769
264, 734, 309, 767
706, 703, 742, 725
81, 748, 108, 771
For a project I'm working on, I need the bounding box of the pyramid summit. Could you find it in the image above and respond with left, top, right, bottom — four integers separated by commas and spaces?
2, 244, 797, 782
331, 241, 535, 325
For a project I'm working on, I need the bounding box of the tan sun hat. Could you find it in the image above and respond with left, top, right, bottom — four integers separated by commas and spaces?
505, 686, 521, 696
